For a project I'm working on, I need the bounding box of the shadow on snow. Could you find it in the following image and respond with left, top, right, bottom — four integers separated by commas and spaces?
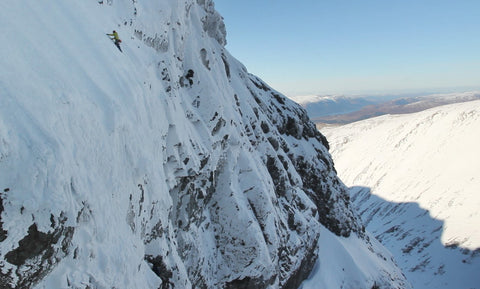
349, 186, 480, 288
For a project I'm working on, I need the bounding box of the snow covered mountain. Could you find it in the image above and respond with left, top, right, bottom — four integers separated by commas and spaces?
323, 101, 480, 289
0, 1, 409, 289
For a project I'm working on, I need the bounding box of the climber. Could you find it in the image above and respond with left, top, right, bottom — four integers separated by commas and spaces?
107, 30, 122, 52
185, 69, 194, 86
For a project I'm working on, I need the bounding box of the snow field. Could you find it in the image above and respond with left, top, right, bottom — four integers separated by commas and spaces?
323, 101, 480, 288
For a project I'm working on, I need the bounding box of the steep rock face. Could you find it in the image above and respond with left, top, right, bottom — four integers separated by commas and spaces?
0, 1, 397, 289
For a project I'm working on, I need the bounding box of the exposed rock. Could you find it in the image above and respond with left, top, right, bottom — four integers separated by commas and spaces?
1, 217, 73, 289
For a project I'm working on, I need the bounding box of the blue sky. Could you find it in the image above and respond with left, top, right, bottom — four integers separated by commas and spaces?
214, 0, 480, 96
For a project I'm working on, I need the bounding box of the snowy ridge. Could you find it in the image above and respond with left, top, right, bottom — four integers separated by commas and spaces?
1, 1, 408, 288
289, 95, 345, 105
323, 101, 480, 288
290, 95, 357, 106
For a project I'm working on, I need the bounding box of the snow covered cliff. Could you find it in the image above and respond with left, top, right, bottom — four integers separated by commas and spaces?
0, 1, 408, 288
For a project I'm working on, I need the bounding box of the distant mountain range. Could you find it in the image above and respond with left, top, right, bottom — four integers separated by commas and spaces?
290, 91, 480, 125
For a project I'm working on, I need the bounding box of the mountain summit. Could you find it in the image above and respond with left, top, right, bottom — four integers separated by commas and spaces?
0, 1, 408, 288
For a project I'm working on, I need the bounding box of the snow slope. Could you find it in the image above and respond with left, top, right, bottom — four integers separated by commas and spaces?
1, 1, 409, 288
323, 100, 480, 288
300, 226, 408, 289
